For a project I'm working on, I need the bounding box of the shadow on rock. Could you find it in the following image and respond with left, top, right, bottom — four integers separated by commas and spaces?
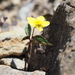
28, 1, 74, 75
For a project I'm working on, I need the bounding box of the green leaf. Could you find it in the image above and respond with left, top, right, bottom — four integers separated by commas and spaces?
33, 35, 53, 45
22, 36, 30, 41
25, 24, 31, 36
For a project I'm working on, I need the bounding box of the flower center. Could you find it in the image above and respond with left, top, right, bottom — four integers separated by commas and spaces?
35, 20, 42, 27
36, 24, 41, 27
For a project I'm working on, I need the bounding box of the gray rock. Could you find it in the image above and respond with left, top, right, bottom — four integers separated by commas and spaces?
0, 58, 25, 69
0, 65, 45, 75
53, 0, 63, 11
0, 30, 29, 58
18, 2, 35, 20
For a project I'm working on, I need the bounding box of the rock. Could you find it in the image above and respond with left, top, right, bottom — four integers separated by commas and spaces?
0, 0, 64, 33
0, 30, 29, 58
0, 65, 45, 75
0, 0, 11, 10
27, 0, 75, 75
18, 0, 64, 20
53, 0, 63, 11
0, 29, 25, 40
18, 2, 35, 20
11, 0, 21, 5
0, 58, 25, 69
0, 24, 41, 58
64, 0, 75, 7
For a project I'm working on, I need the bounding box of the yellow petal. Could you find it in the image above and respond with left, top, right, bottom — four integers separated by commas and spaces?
37, 16, 45, 21
27, 17, 36, 27
42, 21, 50, 27
37, 27, 43, 31
28, 21, 36, 27
27, 17, 36, 21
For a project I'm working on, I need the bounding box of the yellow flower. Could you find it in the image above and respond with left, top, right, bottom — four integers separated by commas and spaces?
27, 16, 50, 31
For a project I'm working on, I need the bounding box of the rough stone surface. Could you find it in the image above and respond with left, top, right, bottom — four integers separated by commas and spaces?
0, 30, 29, 58
28, 0, 75, 75
0, 27, 41, 58
0, 65, 45, 75
0, 58, 25, 69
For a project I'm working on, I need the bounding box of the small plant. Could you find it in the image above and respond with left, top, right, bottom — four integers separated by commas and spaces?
22, 16, 52, 71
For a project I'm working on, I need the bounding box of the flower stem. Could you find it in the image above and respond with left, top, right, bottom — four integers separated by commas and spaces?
24, 41, 32, 71
30, 27, 35, 39
24, 27, 35, 71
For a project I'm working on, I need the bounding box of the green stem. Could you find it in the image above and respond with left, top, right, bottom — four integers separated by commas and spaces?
30, 27, 35, 39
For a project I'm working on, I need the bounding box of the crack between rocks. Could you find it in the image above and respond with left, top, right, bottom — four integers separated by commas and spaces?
66, 3, 75, 9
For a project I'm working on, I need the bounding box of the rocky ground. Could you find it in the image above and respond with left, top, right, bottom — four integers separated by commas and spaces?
0, 0, 63, 32
1, 0, 75, 75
